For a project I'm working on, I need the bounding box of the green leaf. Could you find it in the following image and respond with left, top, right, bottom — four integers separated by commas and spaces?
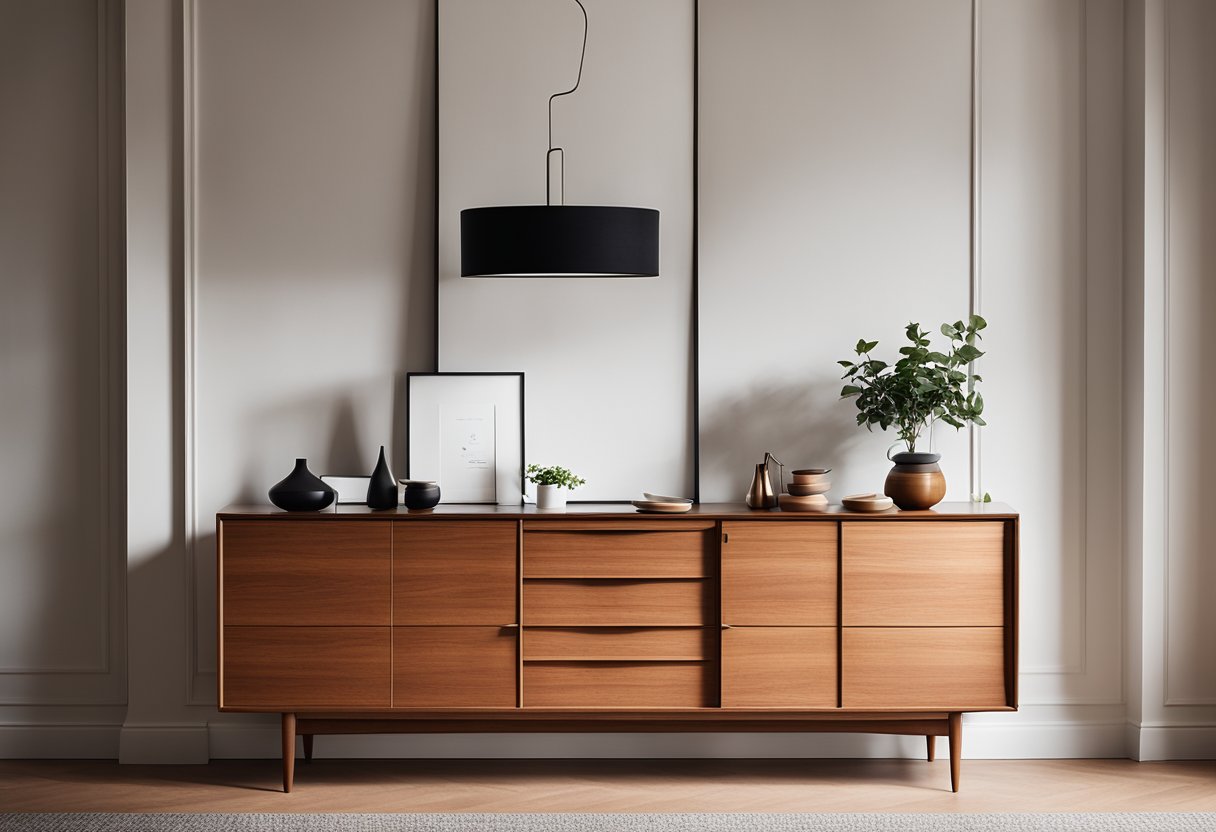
971, 314, 988, 331
941, 323, 958, 338
837, 360, 854, 368
855, 339, 868, 354
863, 340, 880, 353
972, 415, 987, 426
956, 344, 984, 362
840, 385, 862, 396
983, 492, 992, 502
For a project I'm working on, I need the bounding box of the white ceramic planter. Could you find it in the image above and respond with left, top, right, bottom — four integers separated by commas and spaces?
535, 484, 567, 510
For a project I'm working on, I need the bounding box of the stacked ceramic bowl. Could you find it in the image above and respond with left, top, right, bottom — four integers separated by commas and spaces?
779, 468, 831, 512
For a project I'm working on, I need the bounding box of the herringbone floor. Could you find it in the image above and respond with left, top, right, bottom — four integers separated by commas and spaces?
1, 759, 1214, 813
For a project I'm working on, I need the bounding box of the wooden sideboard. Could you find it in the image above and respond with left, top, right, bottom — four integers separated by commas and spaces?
217, 502, 1018, 792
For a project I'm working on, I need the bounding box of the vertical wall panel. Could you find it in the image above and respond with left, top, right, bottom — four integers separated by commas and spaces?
699, 0, 972, 502
437, 0, 695, 502
1165, 0, 1216, 705
0, 0, 124, 704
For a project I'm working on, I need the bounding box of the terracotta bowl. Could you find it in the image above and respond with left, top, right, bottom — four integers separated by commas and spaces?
786, 481, 831, 496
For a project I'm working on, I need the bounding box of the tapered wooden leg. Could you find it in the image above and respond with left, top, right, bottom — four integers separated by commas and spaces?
303, 734, 314, 763
948, 712, 962, 792
281, 713, 296, 793
926, 735, 936, 762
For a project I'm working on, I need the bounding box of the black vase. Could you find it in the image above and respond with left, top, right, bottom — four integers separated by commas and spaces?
268, 458, 336, 512
366, 445, 398, 510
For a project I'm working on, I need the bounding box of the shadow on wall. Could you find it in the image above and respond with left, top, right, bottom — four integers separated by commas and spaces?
699, 376, 867, 499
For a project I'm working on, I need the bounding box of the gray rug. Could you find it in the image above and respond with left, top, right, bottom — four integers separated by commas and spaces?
2, 815, 1215, 832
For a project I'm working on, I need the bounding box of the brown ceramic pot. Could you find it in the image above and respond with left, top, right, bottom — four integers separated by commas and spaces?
883, 452, 947, 510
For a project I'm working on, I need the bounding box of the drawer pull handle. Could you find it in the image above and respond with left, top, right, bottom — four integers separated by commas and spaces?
501, 624, 520, 629
721, 624, 733, 629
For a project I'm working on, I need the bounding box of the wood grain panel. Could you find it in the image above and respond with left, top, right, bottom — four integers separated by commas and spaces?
522, 580, 709, 626
523, 628, 710, 661
721, 522, 837, 625
221, 521, 390, 626
842, 628, 1006, 709
221, 626, 389, 709
842, 522, 1004, 626
393, 627, 517, 708
523, 530, 711, 578
394, 521, 517, 625
722, 627, 837, 708
522, 662, 712, 708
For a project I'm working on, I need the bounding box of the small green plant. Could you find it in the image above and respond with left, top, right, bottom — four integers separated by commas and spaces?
838, 315, 988, 453
525, 464, 586, 491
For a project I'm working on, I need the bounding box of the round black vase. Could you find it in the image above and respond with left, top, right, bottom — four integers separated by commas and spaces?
366, 445, 398, 510
401, 480, 441, 511
268, 458, 336, 512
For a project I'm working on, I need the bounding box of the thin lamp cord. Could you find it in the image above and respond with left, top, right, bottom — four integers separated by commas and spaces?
545, 0, 588, 206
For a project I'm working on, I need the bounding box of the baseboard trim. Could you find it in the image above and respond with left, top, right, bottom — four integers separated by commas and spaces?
0, 723, 121, 759
119, 722, 209, 764
1128, 723, 1216, 760
207, 720, 1130, 761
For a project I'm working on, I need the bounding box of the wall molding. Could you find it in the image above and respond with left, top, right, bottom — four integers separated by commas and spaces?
119, 723, 210, 765
0, 724, 122, 760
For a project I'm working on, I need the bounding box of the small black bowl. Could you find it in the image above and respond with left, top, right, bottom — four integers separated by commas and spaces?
400, 480, 441, 511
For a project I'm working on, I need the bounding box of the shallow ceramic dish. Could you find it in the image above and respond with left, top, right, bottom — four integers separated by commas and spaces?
841, 493, 895, 512
778, 493, 829, 512
632, 499, 693, 514
642, 492, 693, 504
786, 481, 831, 496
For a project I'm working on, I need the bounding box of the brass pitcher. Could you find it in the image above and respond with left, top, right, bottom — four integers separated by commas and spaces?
745, 451, 784, 509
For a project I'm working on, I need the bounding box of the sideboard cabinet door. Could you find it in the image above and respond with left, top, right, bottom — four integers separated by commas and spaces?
721, 522, 838, 709
394, 521, 517, 625
392, 521, 518, 708
222, 521, 391, 626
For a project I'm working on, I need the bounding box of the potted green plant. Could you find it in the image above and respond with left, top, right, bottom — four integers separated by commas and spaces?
525, 464, 586, 511
838, 315, 987, 509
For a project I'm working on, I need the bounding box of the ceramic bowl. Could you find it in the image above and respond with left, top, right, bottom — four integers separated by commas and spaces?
400, 480, 441, 511
790, 468, 832, 485
786, 481, 831, 496
778, 493, 829, 512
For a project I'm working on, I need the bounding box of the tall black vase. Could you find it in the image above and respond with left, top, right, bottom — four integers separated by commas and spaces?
367, 445, 398, 510
268, 458, 336, 512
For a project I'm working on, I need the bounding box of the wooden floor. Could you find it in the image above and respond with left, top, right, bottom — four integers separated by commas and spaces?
1, 759, 1215, 813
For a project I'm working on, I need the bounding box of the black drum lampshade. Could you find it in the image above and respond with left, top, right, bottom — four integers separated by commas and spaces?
460, 205, 660, 278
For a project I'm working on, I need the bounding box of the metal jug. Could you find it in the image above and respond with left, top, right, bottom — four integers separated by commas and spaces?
745, 451, 784, 509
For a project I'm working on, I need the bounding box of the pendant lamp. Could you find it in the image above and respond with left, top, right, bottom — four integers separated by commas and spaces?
460, 0, 660, 278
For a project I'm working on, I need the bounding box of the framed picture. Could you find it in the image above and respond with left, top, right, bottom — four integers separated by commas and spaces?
406, 372, 525, 505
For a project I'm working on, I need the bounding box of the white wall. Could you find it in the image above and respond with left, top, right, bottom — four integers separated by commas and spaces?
2, 0, 1214, 762
0, 0, 126, 755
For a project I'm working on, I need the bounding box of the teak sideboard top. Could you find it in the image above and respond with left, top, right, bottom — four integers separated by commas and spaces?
218, 501, 1017, 521
216, 501, 1018, 792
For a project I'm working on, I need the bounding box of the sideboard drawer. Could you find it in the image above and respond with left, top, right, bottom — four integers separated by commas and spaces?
393, 626, 517, 708
221, 521, 390, 626
222, 626, 390, 709
842, 627, 1007, 709
842, 522, 1005, 626
722, 522, 837, 625
394, 521, 517, 625
523, 627, 710, 661
523, 527, 713, 578
523, 661, 712, 708
522, 580, 710, 626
